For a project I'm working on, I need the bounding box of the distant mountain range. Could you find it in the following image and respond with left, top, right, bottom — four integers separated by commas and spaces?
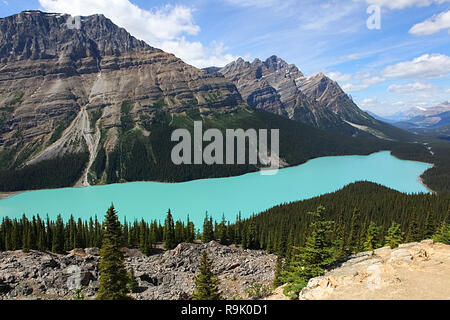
393, 102, 450, 129
372, 102, 450, 125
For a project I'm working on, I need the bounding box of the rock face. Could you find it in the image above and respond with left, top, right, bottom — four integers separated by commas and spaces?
0, 11, 242, 183
0, 241, 276, 300
271, 240, 450, 300
219, 56, 392, 138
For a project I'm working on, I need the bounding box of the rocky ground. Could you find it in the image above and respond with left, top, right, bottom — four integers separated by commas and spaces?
268, 240, 450, 300
0, 241, 277, 300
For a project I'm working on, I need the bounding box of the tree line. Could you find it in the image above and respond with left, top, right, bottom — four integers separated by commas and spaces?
1, 182, 449, 257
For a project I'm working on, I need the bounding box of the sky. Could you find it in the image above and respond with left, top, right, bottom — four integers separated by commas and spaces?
0, 0, 449, 116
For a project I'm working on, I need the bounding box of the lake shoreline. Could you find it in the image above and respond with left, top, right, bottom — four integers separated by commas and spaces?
0, 150, 434, 201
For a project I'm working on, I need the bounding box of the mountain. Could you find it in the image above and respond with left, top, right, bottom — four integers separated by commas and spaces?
393, 102, 450, 129
0, 11, 400, 193
218, 56, 408, 140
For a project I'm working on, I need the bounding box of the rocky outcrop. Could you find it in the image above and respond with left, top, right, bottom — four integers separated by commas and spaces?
219, 56, 393, 138
268, 240, 450, 300
0, 241, 277, 300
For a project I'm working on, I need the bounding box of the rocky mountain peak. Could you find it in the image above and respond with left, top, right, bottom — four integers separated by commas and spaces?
0, 10, 156, 63
263, 55, 288, 71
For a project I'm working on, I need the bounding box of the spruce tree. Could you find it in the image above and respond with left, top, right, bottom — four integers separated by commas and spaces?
273, 256, 284, 288
97, 205, 130, 300
139, 220, 149, 255
406, 211, 421, 243
202, 214, 214, 243
219, 215, 228, 245
281, 206, 335, 299
192, 252, 221, 300
385, 222, 403, 249
164, 209, 176, 250
127, 269, 139, 294
432, 222, 450, 245
52, 215, 65, 254
423, 211, 435, 239
363, 221, 381, 251
348, 208, 361, 253
185, 216, 195, 243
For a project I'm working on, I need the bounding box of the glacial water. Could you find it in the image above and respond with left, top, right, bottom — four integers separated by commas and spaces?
0, 151, 432, 227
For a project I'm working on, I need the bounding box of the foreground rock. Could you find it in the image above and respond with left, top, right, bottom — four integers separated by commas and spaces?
0, 241, 276, 300
268, 240, 450, 300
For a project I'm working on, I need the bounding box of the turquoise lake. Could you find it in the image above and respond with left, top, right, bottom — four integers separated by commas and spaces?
0, 151, 432, 227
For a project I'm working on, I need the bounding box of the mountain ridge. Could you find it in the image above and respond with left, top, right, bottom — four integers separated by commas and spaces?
218, 56, 409, 141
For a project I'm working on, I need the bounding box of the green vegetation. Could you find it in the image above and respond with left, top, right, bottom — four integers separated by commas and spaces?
152, 98, 166, 109
280, 206, 335, 298
4, 91, 24, 112
127, 269, 139, 294
89, 109, 102, 129
97, 205, 130, 300
120, 100, 134, 132
163, 209, 176, 250
48, 114, 76, 145
192, 252, 221, 300
73, 288, 85, 301
0, 153, 88, 192
245, 282, 272, 300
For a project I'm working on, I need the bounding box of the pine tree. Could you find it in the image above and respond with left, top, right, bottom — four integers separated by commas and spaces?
406, 211, 421, 243
185, 216, 195, 243
52, 215, 65, 254
385, 222, 403, 249
22, 222, 30, 253
192, 252, 221, 300
363, 221, 381, 251
281, 206, 335, 299
127, 269, 139, 294
164, 209, 176, 250
122, 217, 129, 247
219, 215, 228, 245
423, 211, 435, 239
139, 220, 149, 255
202, 214, 214, 243
273, 255, 284, 288
432, 222, 450, 245
348, 208, 361, 253
97, 205, 130, 300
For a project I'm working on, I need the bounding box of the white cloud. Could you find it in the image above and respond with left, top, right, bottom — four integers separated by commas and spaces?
446, 88, 450, 93
327, 71, 352, 82
366, 0, 450, 10
382, 54, 450, 78
39, 0, 238, 68
409, 10, 450, 35
223, 0, 292, 8
329, 54, 450, 94
387, 82, 435, 93
341, 75, 386, 92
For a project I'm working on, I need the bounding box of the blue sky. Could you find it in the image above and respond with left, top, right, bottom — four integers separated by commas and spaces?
1, 0, 449, 115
